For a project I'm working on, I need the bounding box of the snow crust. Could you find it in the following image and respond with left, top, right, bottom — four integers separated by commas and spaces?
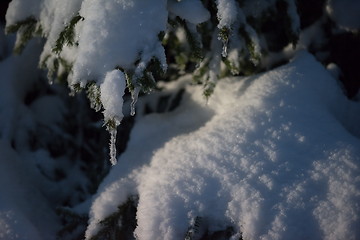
87, 52, 360, 239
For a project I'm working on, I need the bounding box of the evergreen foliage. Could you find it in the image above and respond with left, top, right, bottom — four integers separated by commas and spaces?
6, 16, 41, 54
53, 14, 84, 54
89, 197, 138, 240
6, 0, 301, 103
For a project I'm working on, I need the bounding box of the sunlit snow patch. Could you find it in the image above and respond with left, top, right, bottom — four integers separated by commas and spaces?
87, 51, 360, 240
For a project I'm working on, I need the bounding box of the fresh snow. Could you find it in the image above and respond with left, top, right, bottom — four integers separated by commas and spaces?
6, 0, 169, 125
86, 51, 360, 240
100, 70, 126, 124
216, 0, 239, 29
168, 0, 210, 24
72, 0, 168, 86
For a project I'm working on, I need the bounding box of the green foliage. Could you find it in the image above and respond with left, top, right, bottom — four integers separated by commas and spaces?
57, 207, 88, 240
203, 80, 216, 99
238, 26, 261, 65
184, 216, 202, 240
201, 226, 242, 240
193, 59, 210, 84
53, 14, 84, 54
5, 0, 301, 101
184, 217, 243, 240
124, 57, 165, 95
181, 21, 204, 62
140, 58, 165, 90
104, 118, 118, 131
86, 83, 102, 112
89, 196, 138, 240
6, 17, 42, 54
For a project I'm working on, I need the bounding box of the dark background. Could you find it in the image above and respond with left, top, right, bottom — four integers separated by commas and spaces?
0, 0, 10, 23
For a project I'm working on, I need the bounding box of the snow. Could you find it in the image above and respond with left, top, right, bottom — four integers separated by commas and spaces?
0, 141, 59, 240
72, 0, 168, 87
0, 36, 68, 240
6, 0, 169, 123
100, 69, 127, 165
86, 51, 360, 239
0, 39, 41, 142
167, 0, 210, 24
216, 0, 239, 29
2, 1, 360, 239
100, 70, 126, 124
5, 0, 42, 24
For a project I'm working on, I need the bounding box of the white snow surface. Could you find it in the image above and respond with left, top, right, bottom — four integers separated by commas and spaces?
87, 51, 360, 240
100, 70, 126, 124
72, 0, 168, 86
6, 0, 169, 102
168, 0, 210, 24
216, 0, 239, 29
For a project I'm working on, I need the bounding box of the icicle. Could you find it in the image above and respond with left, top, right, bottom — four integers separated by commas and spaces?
109, 126, 117, 165
130, 87, 140, 116
47, 70, 54, 85
222, 39, 228, 57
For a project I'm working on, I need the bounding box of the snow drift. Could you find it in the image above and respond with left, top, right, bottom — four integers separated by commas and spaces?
86, 51, 360, 239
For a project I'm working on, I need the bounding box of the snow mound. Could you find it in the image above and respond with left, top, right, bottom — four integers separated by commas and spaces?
87, 51, 360, 240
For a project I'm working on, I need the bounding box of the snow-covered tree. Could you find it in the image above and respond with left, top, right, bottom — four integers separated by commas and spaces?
1, 0, 360, 239
5, 0, 303, 164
